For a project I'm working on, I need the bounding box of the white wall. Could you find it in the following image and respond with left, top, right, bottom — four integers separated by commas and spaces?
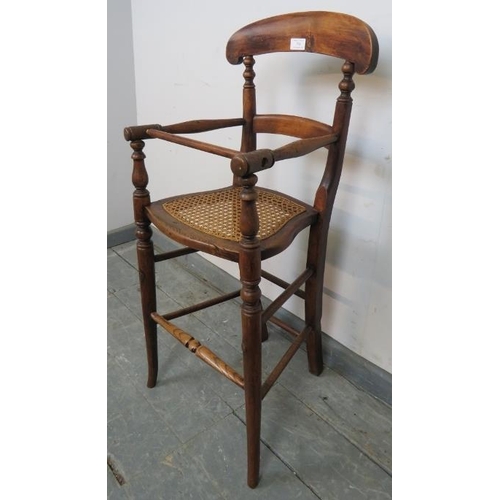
128, 1, 392, 372
108, 0, 137, 231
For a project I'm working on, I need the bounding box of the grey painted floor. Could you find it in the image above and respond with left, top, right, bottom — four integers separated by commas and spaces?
108, 235, 392, 499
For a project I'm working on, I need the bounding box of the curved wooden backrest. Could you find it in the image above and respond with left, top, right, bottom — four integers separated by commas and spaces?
226, 11, 378, 74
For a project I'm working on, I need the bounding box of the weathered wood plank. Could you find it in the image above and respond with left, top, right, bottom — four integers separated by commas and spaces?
238, 384, 391, 499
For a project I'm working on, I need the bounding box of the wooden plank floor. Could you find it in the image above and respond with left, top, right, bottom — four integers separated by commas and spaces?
107, 234, 392, 499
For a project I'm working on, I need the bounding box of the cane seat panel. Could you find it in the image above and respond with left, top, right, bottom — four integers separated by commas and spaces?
146, 186, 318, 261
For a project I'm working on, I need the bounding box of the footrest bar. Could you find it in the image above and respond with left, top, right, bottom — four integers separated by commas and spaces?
162, 290, 241, 321
154, 247, 199, 262
261, 270, 306, 300
262, 268, 313, 324
151, 313, 245, 389
261, 326, 311, 399
269, 316, 301, 337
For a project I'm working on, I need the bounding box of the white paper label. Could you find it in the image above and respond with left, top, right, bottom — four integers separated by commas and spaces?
290, 38, 306, 51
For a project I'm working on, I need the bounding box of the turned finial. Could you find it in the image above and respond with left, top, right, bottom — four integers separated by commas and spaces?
243, 56, 256, 86
338, 61, 355, 98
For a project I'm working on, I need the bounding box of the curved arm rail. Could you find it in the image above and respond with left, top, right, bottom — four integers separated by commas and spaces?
231, 133, 338, 176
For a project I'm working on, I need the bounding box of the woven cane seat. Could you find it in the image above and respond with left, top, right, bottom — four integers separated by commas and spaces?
147, 186, 318, 262
163, 186, 306, 241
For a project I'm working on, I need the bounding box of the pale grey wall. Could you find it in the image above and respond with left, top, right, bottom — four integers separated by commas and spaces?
107, 0, 137, 231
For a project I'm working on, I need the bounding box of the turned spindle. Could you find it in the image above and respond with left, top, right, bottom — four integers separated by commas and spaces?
238, 172, 263, 488
131, 140, 158, 388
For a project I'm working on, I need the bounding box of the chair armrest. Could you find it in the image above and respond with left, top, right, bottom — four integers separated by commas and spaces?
124, 123, 163, 141
231, 133, 338, 177
146, 128, 239, 159
124, 118, 245, 141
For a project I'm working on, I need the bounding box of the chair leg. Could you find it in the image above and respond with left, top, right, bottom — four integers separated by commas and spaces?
238, 173, 262, 487
261, 300, 269, 342
305, 272, 324, 376
261, 323, 269, 342
136, 229, 158, 388
305, 223, 326, 376
241, 295, 262, 488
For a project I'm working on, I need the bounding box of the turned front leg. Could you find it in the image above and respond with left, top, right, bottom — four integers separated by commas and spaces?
131, 139, 158, 388
238, 173, 262, 488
